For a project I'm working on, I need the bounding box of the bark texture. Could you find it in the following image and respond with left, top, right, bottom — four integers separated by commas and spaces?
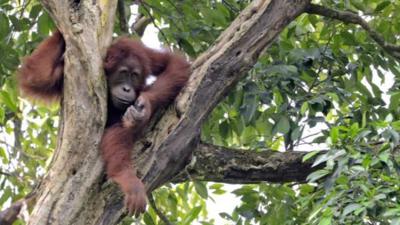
28, 1, 117, 225
173, 143, 323, 184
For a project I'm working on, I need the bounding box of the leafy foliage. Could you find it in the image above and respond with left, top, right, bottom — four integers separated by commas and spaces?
200, 0, 400, 224
0, 0, 57, 219
0, 0, 400, 224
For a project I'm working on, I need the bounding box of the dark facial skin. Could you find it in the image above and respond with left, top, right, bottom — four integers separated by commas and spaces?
107, 55, 146, 110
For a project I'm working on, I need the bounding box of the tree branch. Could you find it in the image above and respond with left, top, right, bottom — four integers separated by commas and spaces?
305, 4, 400, 60
96, 0, 311, 223
131, 14, 151, 37
148, 194, 173, 225
139, 0, 311, 192
173, 142, 323, 184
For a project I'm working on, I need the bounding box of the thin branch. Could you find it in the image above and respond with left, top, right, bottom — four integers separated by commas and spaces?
13, 118, 23, 159
0, 170, 12, 176
306, 4, 400, 61
164, 0, 180, 13
222, 0, 240, 13
131, 14, 151, 37
308, 26, 335, 92
148, 194, 173, 225
127, 1, 151, 37
117, 0, 129, 34
141, 2, 171, 46
299, 131, 323, 141
0, 192, 36, 225
19, 0, 32, 18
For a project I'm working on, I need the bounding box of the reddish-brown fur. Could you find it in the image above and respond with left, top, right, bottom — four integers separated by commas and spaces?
18, 31, 190, 215
18, 30, 65, 101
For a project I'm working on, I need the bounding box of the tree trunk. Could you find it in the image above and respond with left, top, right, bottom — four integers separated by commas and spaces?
28, 0, 311, 224
28, 1, 116, 224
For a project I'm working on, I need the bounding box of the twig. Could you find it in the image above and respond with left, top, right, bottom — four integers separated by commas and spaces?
141, 3, 171, 46
299, 131, 322, 141
13, 118, 23, 159
0, 170, 12, 176
222, 0, 239, 13
148, 193, 173, 225
19, 0, 32, 18
308, 26, 335, 92
117, 0, 129, 34
306, 4, 400, 61
165, 0, 180, 13
141, 1, 181, 30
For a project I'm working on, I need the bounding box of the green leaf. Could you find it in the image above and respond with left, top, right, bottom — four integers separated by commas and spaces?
0, 186, 11, 205
312, 153, 330, 167
210, 183, 226, 195
37, 12, 54, 35
143, 212, 156, 225
300, 102, 308, 115
30, 4, 43, 19
193, 181, 208, 199
241, 93, 258, 125
351, 0, 367, 11
291, 126, 302, 141
0, 12, 10, 40
275, 116, 290, 134
375, 1, 390, 12
341, 31, 357, 45
0, 90, 17, 112
273, 88, 284, 106
219, 120, 229, 139
383, 208, 400, 217
389, 92, 400, 110
307, 169, 330, 183
182, 206, 202, 225
241, 126, 257, 145
179, 38, 196, 57
330, 127, 339, 144
318, 216, 332, 225
392, 120, 400, 132
303, 151, 319, 162
354, 130, 371, 142
0, 107, 4, 124
342, 203, 362, 217
0, 147, 8, 164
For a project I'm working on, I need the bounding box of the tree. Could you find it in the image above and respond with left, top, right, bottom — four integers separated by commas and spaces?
0, 0, 399, 224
